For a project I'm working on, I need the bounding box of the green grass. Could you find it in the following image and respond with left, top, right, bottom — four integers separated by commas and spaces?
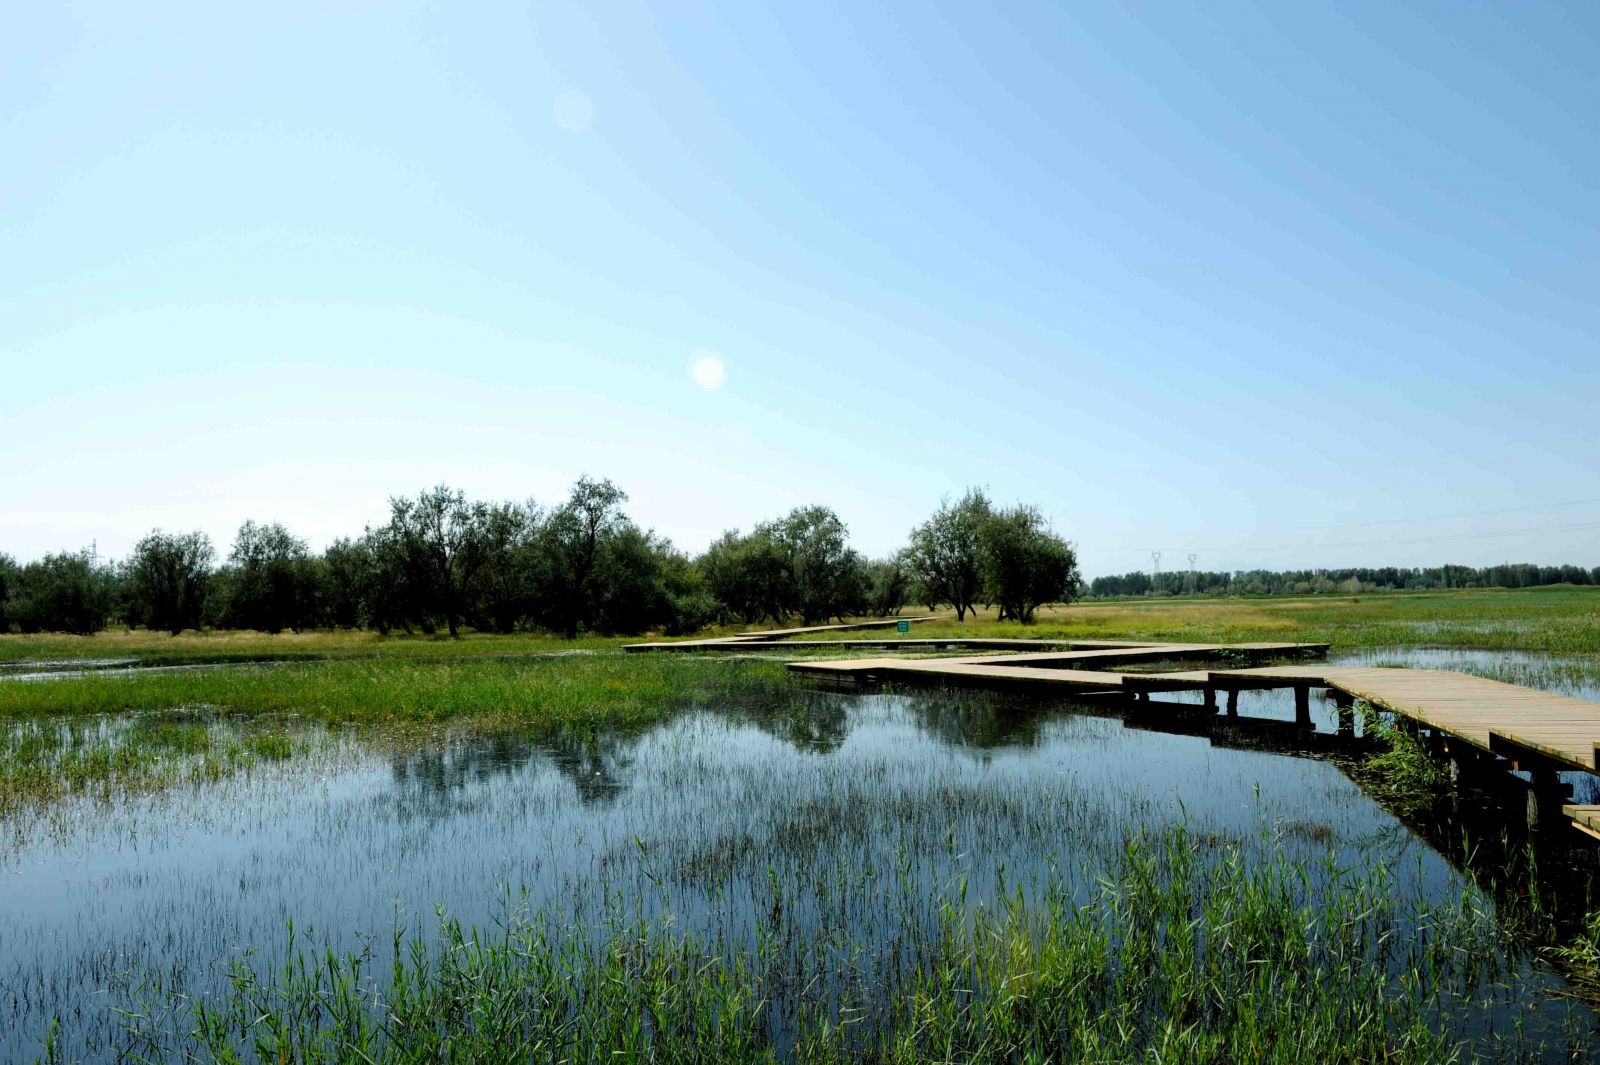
0, 714, 300, 817
0, 654, 789, 726
5, 586, 1595, 666
0, 627, 638, 664
0, 654, 790, 812
844, 586, 1600, 654
1350, 702, 1453, 819
107, 824, 1551, 1064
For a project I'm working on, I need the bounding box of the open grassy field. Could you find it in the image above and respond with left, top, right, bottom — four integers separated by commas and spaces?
0, 627, 637, 663
4, 585, 1596, 666
852, 585, 1600, 655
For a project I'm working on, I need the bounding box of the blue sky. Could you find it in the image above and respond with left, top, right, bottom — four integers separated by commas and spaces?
4, 1, 1597, 577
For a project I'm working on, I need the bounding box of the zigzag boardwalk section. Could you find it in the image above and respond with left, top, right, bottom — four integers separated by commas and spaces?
787, 657, 1130, 691
785, 641, 1327, 686
632, 622, 1600, 836
624, 616, 942, 653
785, 642, 1600, 840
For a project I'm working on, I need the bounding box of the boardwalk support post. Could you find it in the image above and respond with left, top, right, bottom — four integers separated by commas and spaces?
1226, 689, 1239, 716
1525, 767, 1573, 834
1294, 685, 1312, 730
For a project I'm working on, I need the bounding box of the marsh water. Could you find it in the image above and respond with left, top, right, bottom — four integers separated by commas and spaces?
4, 652, 1600, 1060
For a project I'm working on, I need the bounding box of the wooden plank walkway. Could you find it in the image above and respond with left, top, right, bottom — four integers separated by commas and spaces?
789, 644, 1600, 838
1564, 805, 1600, 842
786, 641, 1324, 679
625, 617, 942, 652
1206, 664, 1600, 773
789, 646, 1600, 776
724, 637, 1156, 652
787, 657, 1128, 691
928, 641, 1326, 668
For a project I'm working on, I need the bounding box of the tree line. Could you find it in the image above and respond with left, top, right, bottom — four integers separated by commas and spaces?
1089, 562, 1600, 599
0, 482, 1082, 637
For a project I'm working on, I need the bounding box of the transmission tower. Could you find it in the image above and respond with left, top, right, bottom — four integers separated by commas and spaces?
1187, 553, 1197, 595
1151, 550, 1161, 595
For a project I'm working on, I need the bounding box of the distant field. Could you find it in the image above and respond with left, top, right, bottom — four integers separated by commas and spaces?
822, 586, 1600, 655
2, 585, 1597, 664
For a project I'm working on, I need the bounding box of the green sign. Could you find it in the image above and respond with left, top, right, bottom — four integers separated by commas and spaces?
896, 619, 910, 634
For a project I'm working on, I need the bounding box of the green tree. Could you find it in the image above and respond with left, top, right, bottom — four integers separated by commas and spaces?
535, 477, 630, 638
11, 550, 112, 634
226, 520, 319, 633
906, 488, 991, 620
357, 525, 422, 635
126, 530, 214, 634
865, 553, 911, 616
589, 525, 676, 635
697, 528, 790, 624
466, 502, 541, 634
321, 537, 370, 629
978, 504, 1080, 624
770, 505, 862, 625
0, 552, 17, 633
657, 548, 719, 635
386, 486, 494, 638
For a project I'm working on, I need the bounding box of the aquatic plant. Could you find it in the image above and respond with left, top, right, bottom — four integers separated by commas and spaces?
103, 826, 1557, 1063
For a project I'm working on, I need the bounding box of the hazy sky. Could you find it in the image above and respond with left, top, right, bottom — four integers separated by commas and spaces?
4, 1, 1597, 577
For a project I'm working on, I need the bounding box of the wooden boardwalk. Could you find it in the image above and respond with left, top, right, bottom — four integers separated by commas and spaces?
624, 616, 942, 652
786, 641, 1327, 684
1206, 664, 1600, 773
785, 640, 1600, 838
631, 622, 1600, 837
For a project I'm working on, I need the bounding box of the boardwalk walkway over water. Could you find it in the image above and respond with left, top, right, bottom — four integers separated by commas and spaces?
626, 625, 1600, 839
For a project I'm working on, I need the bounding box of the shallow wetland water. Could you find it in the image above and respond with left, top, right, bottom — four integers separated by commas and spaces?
4, 649, 1600, 1059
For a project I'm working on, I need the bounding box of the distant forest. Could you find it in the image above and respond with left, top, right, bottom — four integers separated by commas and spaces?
1089, 563, 1600, 599
2, 479, 1593, 638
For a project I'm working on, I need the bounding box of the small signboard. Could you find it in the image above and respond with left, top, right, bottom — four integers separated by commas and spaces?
896, 619, 910, 634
